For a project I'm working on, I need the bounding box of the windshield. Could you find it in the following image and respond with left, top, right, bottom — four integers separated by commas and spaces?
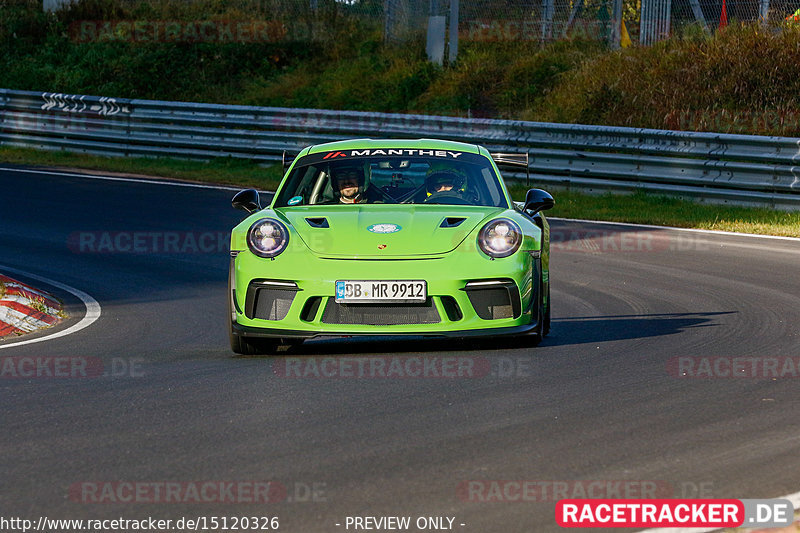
274, 151, 508, 208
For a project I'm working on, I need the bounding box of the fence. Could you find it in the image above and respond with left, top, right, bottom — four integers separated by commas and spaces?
39, 0, 800, 51
1, 88, 799, 208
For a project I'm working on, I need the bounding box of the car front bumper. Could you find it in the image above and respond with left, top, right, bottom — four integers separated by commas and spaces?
230, 247, 542, 337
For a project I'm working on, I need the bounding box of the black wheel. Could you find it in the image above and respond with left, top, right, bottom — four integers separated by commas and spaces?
280, 338, 305, 351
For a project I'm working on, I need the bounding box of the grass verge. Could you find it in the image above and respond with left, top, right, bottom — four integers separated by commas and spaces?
508, 185, 800, 237
3, 146, 798, 237
0, 146, 284, 190
6, 0, 800, 137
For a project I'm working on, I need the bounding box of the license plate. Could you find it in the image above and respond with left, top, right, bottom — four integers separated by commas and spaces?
335, 280, 427, 303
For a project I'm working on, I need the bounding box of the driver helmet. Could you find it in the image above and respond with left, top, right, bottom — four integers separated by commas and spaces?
330, 163, 367, 203
425, 168, 467, 195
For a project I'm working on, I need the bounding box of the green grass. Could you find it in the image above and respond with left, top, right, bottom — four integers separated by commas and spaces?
6, 0, 800, 135
27, 296, 49, 314
4, 4, 800, 239
0, 146, 284, 190
4, 146, 798, 237
535, 23, 800, 136
508, 185, 800, 236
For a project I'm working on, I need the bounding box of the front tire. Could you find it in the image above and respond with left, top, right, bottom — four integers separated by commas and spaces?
543, 283, 551, 336
517, 275, 545, 347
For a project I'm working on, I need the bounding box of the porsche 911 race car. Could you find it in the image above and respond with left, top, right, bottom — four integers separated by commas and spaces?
227, 139, 554, 354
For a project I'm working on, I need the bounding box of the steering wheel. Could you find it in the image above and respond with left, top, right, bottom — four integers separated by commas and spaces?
422, 191, 473, 205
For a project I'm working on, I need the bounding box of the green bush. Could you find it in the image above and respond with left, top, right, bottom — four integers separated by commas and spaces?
536, 23, 800, 135
3, 0, 800, 136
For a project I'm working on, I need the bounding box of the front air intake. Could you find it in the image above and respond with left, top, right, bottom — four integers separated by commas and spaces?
464, 280, 521, 320
321, 299, 440, 325
245, 280, 298, 320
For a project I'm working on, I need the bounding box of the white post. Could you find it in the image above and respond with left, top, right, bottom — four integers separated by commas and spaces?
541, 0, 555, 41
610, 0, 623, 48
563, 0, 584, 38
43, 0, 71, 12
426, 16, 446, 65
688, 0, 709, 32
448, 0, 459, 63
759, 0, 770, 22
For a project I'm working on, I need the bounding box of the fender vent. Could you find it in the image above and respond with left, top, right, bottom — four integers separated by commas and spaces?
306, 217, 329, 228
440, 217, 466, 228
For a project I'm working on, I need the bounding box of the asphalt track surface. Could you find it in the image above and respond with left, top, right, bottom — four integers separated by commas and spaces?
2, 165, 800, 533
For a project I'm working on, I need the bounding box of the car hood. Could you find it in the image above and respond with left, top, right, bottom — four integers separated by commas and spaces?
278, 205, 505, 257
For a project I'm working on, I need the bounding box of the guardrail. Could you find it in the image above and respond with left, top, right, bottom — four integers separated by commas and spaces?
2, 88, 799, 208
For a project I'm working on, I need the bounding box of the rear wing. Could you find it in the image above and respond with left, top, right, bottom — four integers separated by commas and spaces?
490, 152, 530, 187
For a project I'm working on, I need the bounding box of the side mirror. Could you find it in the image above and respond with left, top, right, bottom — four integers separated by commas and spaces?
232, 189, 262, 214
282, 150, 296, 172
523, 189, 554, 215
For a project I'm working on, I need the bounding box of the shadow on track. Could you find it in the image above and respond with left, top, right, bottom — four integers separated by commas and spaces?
542, 311, 735, 347
233, 311, 735, 357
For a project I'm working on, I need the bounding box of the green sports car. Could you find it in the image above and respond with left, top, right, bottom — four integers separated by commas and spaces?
228, 139, 554, 354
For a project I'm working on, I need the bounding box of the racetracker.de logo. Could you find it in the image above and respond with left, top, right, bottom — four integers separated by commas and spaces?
556, 499, 745, 528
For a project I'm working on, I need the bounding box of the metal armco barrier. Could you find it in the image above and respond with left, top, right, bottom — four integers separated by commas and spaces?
2, 88, 799, 208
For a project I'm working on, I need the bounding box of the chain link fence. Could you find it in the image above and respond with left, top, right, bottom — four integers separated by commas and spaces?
403, 0, 800, 54
41, 0, 800, 52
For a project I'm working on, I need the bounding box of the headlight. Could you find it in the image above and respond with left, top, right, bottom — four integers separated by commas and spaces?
247, 218, 289, 258
478, 218, 522, 258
